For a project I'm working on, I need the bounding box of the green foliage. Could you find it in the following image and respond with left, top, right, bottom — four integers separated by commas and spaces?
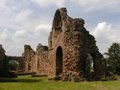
86, 53, 94, 74
8, 60, 19, 71
85, 53, 94, 80
104, 43, 120, 74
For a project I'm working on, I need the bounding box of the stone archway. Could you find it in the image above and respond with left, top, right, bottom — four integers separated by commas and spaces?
85, 53, 95, 80
56, 46, 63, 76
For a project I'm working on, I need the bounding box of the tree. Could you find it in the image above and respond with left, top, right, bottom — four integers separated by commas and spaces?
8, 60, 19, 72
104, 43, 120, 74
85, 53, 94, 79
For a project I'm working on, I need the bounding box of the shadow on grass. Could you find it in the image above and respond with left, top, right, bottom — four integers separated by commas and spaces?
0, 78, 41, 83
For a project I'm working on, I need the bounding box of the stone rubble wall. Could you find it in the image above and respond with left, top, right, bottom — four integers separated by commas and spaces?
0, 44, 49, 76
35, 43, 48, 75
0, 44, 6, 73
21, 45, 36, 73
48, 8, 105, 81
0, 45, 20, 77
21, 44, 49, 75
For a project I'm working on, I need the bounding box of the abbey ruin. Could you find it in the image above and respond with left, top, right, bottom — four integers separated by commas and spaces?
0, 8, 106, 81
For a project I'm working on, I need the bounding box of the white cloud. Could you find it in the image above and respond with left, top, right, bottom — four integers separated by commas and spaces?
0, 0, 119, 57
0, 28, 11, 42
92, 22, 110, 38
0, 0, 51, 55
91, 22, 120, 53
71, 0, 120, 11
0, 22, 51, 56
15, 9, 32, 22
14, 30, 27, 38
33, 24, 51, 46
35, 24, 51, 35
0, 0, 6, 9
31, 0, 65, 7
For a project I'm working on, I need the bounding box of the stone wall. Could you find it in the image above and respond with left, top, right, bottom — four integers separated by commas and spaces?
35, 43, 48, 75
7, 56, 22, 72
0, 44, 19, 77
0, 44, 49, 76
21, 44, 49, 75
21, 45, 36, 73
48, 8, 105, 81
0, 44, 6, 74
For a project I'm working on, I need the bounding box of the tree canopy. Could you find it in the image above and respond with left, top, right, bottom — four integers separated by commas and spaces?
104, 43, 120, 74
8, 60, 19, 72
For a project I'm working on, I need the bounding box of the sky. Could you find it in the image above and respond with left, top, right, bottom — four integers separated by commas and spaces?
0, 0, 120, 56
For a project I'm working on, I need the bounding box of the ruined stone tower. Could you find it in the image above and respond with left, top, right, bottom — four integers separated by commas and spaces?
48, 8, 105, 81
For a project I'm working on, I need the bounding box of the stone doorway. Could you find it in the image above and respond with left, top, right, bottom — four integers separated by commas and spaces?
85, 53, 95, 80
56, 46, 63, 76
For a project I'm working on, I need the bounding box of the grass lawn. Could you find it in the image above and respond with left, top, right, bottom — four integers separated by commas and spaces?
0, 75, 120, 90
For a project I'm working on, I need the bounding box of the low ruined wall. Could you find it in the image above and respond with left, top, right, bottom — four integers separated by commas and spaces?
0, 45, 18, 77
20, 44, 49, 75
0, 44, 49, 76
35, 44, 48, 75
21, 45, 36, 73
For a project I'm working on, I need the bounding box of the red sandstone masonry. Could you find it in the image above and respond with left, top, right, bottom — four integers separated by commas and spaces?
48, 8, 105, 81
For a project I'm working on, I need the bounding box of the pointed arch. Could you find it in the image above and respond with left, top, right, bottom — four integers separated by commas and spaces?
56, 46, 63, 76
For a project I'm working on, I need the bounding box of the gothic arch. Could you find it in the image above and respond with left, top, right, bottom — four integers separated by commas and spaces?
56, 46, 63, 76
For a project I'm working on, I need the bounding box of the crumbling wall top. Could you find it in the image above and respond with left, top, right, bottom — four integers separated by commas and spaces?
24, 45, 35, 54
0, 44, 5, 53
36, 43, 48, 52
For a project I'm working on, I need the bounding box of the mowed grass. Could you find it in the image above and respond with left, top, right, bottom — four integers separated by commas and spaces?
0, 75, 120, 90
